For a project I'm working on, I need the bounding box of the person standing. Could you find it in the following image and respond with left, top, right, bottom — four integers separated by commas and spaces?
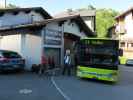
62, 50, 72, 76
39, 54, 47, 76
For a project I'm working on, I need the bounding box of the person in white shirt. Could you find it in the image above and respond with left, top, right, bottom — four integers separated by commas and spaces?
62, 49, 72, 76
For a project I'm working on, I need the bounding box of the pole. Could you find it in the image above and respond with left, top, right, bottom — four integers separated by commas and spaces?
5, 0, 6, 8
61, 23, 64, 68
39, 27, 45, 75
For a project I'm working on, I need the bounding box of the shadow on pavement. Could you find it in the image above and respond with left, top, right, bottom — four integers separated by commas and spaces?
78, 78, 116, 85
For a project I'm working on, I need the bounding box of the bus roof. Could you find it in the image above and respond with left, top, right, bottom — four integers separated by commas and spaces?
81, 38, 119, 41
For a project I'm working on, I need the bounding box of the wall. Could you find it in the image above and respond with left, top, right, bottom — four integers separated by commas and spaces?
116, 13, 133, 39
82, 16, 95, 32
0, 33, 42, 70
124, 13, 133, 37
63, 20, 87, 38
0, 11, 44, 27
117, 12, 133, 59
0, 34, 21, 53
45, 23, 63, 66
46, 19, 87, 38
46, 22, 62, 31
0, 0, 6, 8
21, 33, 42, 70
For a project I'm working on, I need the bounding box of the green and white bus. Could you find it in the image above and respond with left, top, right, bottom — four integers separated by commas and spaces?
76, 38, 120, 82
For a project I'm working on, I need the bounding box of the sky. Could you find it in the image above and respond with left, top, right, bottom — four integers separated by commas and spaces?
5, 0, 133, 15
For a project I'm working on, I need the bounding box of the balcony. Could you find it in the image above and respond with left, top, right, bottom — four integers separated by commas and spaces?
115, 25, 126, 34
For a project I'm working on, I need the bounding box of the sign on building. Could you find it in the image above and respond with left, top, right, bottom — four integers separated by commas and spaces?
45, 29, 62, 45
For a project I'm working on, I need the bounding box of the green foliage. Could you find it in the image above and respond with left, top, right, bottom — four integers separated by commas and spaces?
77, 4, 96, 11
96, 9, 119, 37
87, 5, 96, 10
68, 5, 119, 38
7, 4, 19, 8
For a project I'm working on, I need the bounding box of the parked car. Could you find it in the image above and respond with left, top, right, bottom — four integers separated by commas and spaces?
126, 59, 133, 66
0, 50, 25, 71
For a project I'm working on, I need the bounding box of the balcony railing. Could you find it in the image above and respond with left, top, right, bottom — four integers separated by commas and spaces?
115, 25, 126, 34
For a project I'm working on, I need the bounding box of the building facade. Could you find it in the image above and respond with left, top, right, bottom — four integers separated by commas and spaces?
107, 25, 117, 39
54, 9, 96, 32
115, 7, 133, 59
0, 0, 6, 8
0, 7, 94, 70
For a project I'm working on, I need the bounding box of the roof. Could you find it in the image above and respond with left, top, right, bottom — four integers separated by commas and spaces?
76, 9, 96, 17
54, 9, 96, 18
115, 7, 133, 19
0, 15, 95, 36
0, 7, 52, 19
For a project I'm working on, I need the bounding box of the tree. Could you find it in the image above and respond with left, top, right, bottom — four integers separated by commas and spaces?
96, 9, 119, 37
7, 3, 18, 8
87, 5, 96, 10
70, 6, 119, 38
77, 4, 96, 11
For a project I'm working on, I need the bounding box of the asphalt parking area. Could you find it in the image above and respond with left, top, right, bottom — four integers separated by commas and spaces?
0, 65, 133, 100
0, 72, 65, 100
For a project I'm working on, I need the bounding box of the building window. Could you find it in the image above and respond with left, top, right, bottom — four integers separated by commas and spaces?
131, 43, 133, 47
68, 20, 71, 25
120, 42, 125, 47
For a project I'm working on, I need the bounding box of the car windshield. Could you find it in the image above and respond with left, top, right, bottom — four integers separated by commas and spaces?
2, 51, 21, 58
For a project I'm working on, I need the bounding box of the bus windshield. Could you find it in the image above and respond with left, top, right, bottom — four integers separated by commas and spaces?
76, 39, 119, 67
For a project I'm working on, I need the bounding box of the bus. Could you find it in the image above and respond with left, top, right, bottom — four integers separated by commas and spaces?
76, 38, 120, 82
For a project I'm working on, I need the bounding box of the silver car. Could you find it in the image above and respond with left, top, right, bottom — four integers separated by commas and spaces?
126, 59, 133, 66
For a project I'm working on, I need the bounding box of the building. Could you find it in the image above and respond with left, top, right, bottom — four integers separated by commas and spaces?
0, 0, 6, 8
54, 9, 96, 32
115, 7, 133, 59
107, 25, 118, 39
0, 7, 94, 70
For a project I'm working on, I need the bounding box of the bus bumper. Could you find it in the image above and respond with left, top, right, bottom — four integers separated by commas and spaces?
77, 66, 118, 82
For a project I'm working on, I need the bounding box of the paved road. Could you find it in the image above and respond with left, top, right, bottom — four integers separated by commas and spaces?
0, 65, 133, 100
53, 65, 133, 100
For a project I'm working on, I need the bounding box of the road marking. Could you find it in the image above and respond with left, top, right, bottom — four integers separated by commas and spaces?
19, 89, 32, 94
51, 76, 71, 100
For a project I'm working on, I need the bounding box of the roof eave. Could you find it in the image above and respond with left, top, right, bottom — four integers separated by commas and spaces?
115, 7, 133, 20
0, 15, 95, 37
0, 7, 52, 19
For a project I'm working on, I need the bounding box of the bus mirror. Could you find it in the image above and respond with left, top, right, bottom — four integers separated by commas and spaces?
119, 49, 123, 56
